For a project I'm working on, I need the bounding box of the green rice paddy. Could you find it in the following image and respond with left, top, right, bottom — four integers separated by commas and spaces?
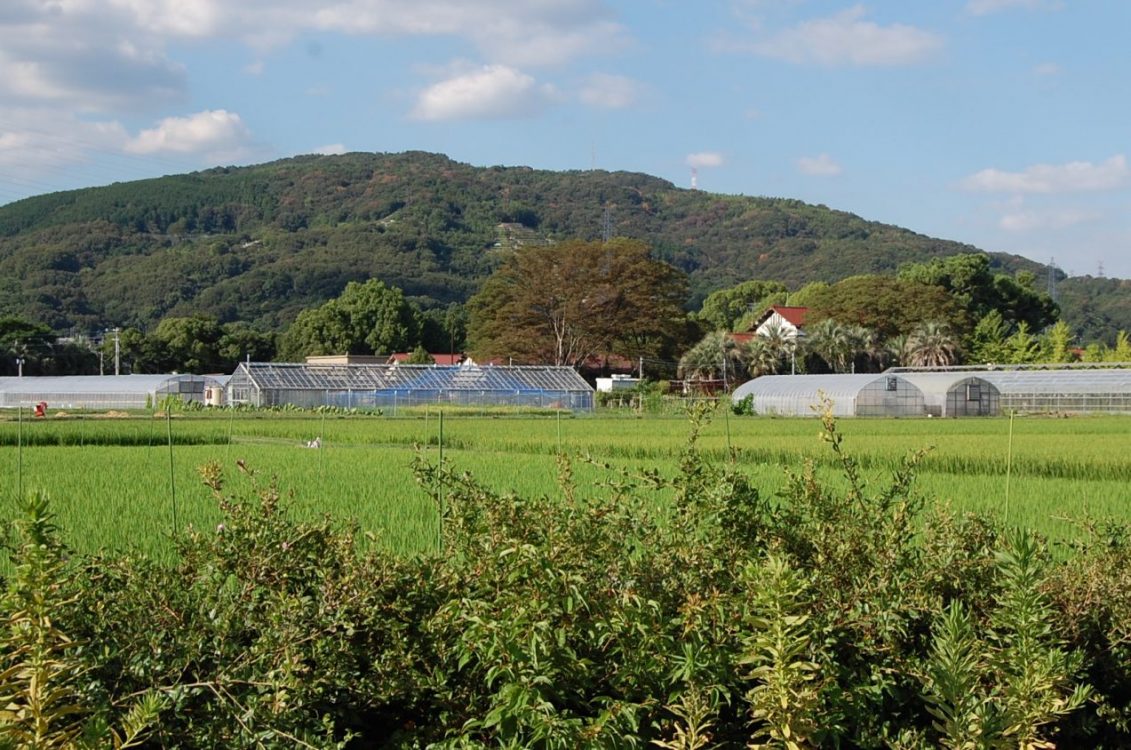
2, 409, 1129, 560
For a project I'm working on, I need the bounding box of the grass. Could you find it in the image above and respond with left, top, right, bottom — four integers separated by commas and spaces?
1, 409, 1129, 560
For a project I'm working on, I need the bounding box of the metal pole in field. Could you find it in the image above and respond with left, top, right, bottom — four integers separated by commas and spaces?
17, 405, 23, 500
166, 407, 178, 534
437, 410, 445, 555
557, 409, 562, 454
319, 409, 326, 479
226, 405, 235, 460
1004, 410, 1014, 525
724, 398, 732, 457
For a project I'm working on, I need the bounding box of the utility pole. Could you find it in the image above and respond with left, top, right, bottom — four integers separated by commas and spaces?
113, 327, 121, 376
16, 357, 24, 378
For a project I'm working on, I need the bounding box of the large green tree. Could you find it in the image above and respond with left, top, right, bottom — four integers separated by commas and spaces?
899, 253, 1058, 335
806, 275, 961, 340
278, 279, 420, 361
468, 238, 689, 367
696, 280, 789, 332
0, 316, 97, 376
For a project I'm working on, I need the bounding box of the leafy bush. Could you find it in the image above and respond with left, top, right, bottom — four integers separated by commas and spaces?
1, 404, 1127, 747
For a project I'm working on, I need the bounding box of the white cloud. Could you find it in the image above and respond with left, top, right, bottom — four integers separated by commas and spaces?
797, 154, 842, 176
746, 6, 942, 66
0, 1, 625, 114
578, 73, 640, 109
411, 65, 555, 121
96, 1, 628, 65
686, 152, 724, 168
966, 0, 1046, 16
999, 207, 1100, 232
125, 110, 253, 161
312, 143, 346, 155
0, 109, 128, 173
962, 155, 1129, 193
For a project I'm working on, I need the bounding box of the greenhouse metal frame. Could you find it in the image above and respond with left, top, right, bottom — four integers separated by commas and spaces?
888, 365, 1131, 415
227, 362, 595, 411
978, 369, 1131, 414
0, 374, 226, 410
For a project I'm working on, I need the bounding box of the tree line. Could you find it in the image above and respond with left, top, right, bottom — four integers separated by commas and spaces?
6, 243, 1130, 380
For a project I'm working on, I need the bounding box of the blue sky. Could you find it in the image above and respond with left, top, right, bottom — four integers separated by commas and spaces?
1, 0, 1129, 279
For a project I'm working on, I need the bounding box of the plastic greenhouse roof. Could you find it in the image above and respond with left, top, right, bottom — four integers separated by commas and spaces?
977, 368, 1131, 394
731, 374, 895, 402
897, 372, 996, 396
0, 374, 221, 395
237, 362, 593, 393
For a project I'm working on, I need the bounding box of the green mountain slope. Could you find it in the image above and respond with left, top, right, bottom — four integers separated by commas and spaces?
0, 151, 1055, 333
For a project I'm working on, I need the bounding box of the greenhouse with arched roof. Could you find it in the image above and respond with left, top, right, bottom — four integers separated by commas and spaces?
0, 374, 227, 410
977, 368, 1131, 414
742, 365, 1131, 418
730, 374, 925, 417
897, 372, 1001, 417
225, 361, 595, 412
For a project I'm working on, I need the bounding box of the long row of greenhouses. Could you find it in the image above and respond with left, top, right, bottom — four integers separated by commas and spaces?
731, 367, 1131, 417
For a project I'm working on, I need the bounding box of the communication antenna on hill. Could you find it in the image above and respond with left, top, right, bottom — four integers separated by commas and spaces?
690, 167, 698, 190
1046, 257, 1059, 303
601, 202, 613, 242
1097, 260, 1105, 278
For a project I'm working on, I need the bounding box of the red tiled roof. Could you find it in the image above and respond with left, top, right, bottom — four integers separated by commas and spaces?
728, 332, 756, 345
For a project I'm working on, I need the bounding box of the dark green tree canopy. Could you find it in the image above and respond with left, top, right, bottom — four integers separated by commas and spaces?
899, 253, 1058, 335
806, 275, 962, 340
468, 238, 689, 367
696, 280, 789, 332
278, 279, 420, 361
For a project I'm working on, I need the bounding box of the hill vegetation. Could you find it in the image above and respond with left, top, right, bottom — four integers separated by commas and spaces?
0, 151, 1064, 337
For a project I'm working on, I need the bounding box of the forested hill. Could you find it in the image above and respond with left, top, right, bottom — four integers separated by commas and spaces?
0, 151, 1052, 334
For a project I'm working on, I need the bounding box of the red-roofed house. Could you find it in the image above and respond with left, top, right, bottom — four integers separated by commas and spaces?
753, 305, 808, 339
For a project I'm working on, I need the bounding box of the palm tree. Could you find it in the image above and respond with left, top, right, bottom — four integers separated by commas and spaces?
804, 318, 853, 373
751, 321, 792, 375
885, 334, 910, 368
906, 321, 959, 368
742, 337, 780, 377
846, 325, 884, 373
678, 331, 745, 388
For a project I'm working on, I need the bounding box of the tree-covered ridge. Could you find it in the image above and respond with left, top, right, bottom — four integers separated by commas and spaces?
0, 151, 1047, 335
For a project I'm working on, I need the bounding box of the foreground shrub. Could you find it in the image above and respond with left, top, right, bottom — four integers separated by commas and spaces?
0, 405, 1126, 747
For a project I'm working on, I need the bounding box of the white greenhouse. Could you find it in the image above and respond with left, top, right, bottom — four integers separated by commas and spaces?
977, 368, 1131, 414
896, 372, 1001, 417
730, 374, 925, 417
736, 366, 1131, 418
0, 374, 228, 410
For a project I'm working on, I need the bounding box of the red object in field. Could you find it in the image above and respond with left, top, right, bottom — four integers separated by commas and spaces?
34, 401, 47, 418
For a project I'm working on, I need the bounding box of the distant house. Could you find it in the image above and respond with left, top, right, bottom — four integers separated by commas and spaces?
386, 352, 465, 366
753, 305, 809, 339
305, 352, 465, 366
305, 354, 387, 366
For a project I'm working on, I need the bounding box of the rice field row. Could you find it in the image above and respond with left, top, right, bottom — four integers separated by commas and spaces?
1, 410, 1129, 560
